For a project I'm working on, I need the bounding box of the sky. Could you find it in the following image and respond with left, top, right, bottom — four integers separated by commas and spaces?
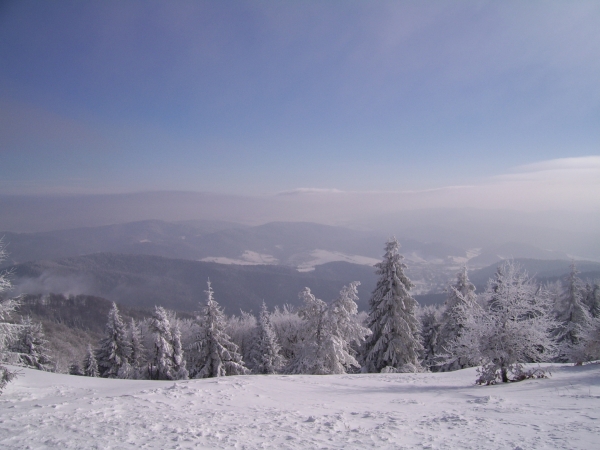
0, 0, 599, 211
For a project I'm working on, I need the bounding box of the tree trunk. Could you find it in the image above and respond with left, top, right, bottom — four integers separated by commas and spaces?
501, 366, 509, 383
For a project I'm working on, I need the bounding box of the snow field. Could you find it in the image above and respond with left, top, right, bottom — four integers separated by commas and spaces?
1, 363, 599, 449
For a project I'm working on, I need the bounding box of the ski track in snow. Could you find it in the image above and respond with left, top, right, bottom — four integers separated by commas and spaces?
1, 364, 599, 449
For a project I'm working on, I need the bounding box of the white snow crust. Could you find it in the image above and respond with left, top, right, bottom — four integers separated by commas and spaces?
296, 250, 380, 272
1, 364, 599, 449
201, 251, 279, 265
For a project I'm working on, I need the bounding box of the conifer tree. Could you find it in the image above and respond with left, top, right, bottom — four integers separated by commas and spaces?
449, 261, 557, 384
148, 306, 188, 380
362, 238, 423, 373
12, 316, 53, 371
128, 318, 145, 378
170, 318, 189, 380
583, 281, 600, 319
436, 266, 479, 371
83, 343, 99, 377
286, 287, 329, 374
190, 281, 248, 378
554, 262, 592, 362
322, 281, 371, 374
0, 243, 20, 393
96, 302, 131, 378
419, 305, 442, 371
69, 362, 84, 376
250, 301, 285, 374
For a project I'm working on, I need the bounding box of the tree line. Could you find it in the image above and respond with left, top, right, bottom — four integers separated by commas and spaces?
2, 238, 600, 392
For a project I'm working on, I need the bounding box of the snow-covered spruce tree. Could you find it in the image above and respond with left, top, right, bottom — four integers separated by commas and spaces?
148, 306, 188, 380
322, 282, 371, 374
450, 261, 557, 385
69, 362, 84, 376
0, 242, 20, 393
554, 262, 592, 362
362, 238, 423, 373
583, 281, 600, 319
189, 281, 248, 378
128, 318, 146, 378
82, 344, 99, 377
95, 302, 132, 378
286, 287, 329, 374
249, 301, 285, 374
418, 304, 442, 371
170, 318, 189, 380
436, 266, 479, 371
11, 316, 53, 371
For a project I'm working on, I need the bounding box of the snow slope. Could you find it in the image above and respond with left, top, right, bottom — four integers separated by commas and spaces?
1, 364, 599, 449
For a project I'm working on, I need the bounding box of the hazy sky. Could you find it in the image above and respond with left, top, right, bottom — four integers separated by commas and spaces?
1, 1, 599, 208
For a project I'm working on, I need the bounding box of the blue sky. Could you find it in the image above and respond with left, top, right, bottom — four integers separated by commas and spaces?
1, 0, 599, 200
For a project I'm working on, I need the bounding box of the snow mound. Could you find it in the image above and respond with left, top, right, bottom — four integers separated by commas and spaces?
1, 364, 599, 449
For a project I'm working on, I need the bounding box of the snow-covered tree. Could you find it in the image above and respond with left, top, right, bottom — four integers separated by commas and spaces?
322, 282, 371, 374
69, 362, 83, 375
0, 242, 19, 393
148, 306, 188, 380
362, 238, 423, 373
11, 316, 53, 371
226, 311, 257, 367
286, 287, 329, 374
128, 318, 145, 378
554, 262, 592, 362
270, 304, 303, 362
189, 281, 248, 378
170, 318, 188, 380
448, 261, 557, 384
82, 344, 99, 377
583, 281, 600, 319
96, 302, 132, 378
418, 304, 442, 371
574, 315, 600, 362
249, 302, 285, 374
436, 266, 479, 371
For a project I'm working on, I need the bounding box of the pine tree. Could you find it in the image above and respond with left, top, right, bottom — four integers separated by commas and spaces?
250, 301, 285, 374
362, 238, 423, 373
322, 282, 371, 374
436, 266, 479, 371
148, 306, 187, 380
96, 302, 132, 378
450, 261, 557, 384
418, 305, 442, 371
190, 281, 248, 378
69, 362, 84, 376
554, 262, 592, 362
11, 316, 53, 371
286, 287, 329, 374
128, 318, 145, 378
576, 316, 600, 362
170, 318, 189, 380
83, 344, 99, 377
0, 242, 19, 393
583, 281, 600, 319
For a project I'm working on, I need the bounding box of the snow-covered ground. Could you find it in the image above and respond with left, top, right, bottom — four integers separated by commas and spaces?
1, 364, 599, 449
201, 251, 280, 265
295, 250, 380, 272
